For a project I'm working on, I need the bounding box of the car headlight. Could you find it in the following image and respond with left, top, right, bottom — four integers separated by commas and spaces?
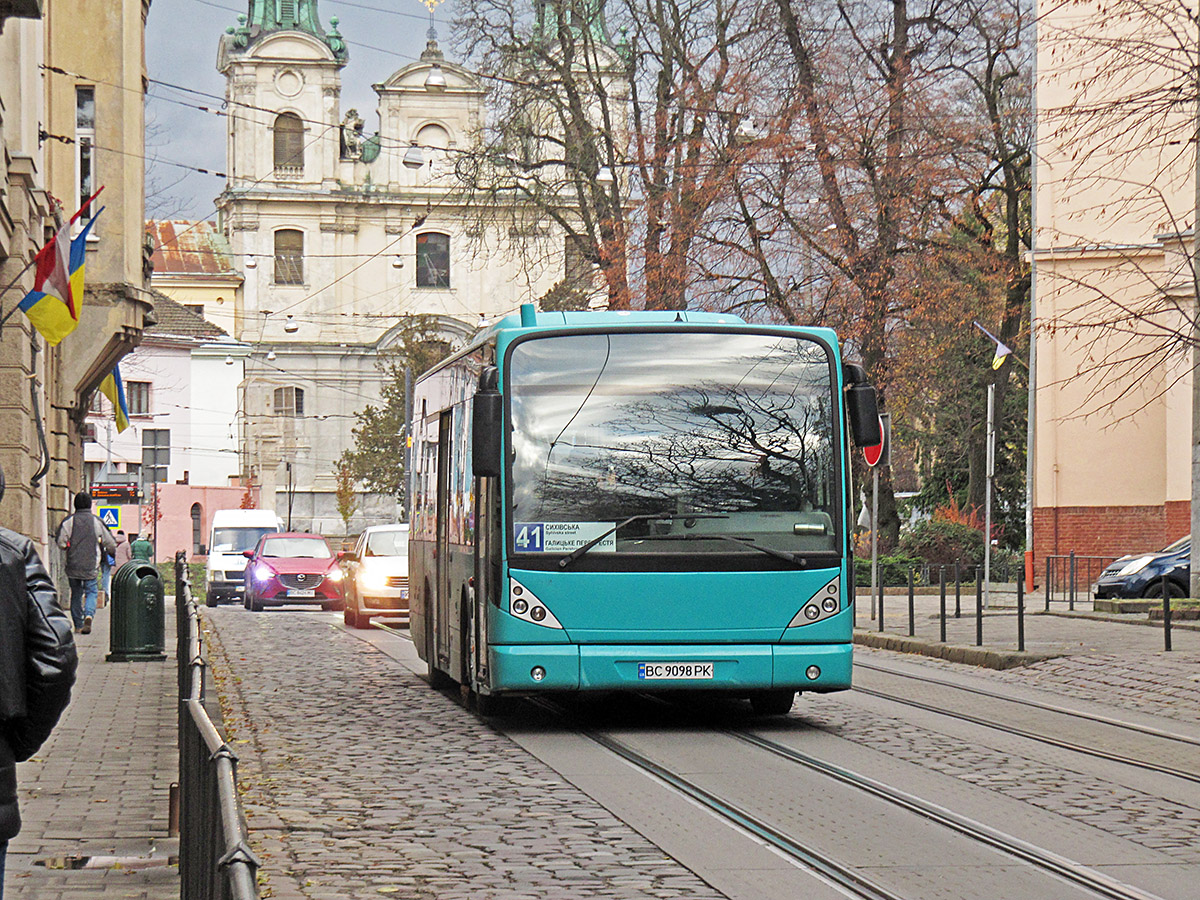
326, 568, 343, 582
253, 563, 273, 582
1117, 556, 1154, 576
362, 570, 389, 591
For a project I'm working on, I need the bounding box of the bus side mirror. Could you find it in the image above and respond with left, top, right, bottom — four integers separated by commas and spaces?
844, 364, 881, 446
473, 367, 502, 478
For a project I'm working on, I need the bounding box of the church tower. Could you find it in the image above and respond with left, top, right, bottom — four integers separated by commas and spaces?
213, 0, 562, 531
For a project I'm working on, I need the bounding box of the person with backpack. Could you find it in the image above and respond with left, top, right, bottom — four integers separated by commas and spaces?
55, 492, 117, 635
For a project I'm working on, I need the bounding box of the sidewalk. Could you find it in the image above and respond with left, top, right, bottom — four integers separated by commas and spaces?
6, 600, 179, 898
854, 588, 1200, 667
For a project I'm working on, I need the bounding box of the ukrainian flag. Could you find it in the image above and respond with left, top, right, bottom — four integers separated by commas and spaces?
19, 212, 101, 345
98, 361, 130, 434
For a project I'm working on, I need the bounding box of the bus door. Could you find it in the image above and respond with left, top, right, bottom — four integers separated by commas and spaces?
435, 409, 453, 672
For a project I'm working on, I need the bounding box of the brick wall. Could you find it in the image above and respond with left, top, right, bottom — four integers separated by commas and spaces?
1033, 503, 1190, 585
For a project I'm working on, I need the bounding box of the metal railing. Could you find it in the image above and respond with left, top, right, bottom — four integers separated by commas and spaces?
1044, 553, 1117, 609
176, 552, 260, 900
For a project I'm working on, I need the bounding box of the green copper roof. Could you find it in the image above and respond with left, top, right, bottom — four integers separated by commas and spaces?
226, 0, 348, 61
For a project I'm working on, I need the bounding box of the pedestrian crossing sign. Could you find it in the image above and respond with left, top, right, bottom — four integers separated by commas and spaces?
98, 506, 120, 528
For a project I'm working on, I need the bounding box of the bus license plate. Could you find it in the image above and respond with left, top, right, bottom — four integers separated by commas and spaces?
288, 588, 315, 598
638, 662, 714, 680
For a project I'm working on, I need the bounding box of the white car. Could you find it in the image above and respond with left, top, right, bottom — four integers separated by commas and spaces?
341, 524, 410, 629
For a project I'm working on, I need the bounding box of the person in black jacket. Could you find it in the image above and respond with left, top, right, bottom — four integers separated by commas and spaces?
0, 466, 77, 895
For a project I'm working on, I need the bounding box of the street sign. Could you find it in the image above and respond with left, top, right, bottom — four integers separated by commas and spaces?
91, 483, 140, 503
862, 413, 891, 467
97, 506, 120, 529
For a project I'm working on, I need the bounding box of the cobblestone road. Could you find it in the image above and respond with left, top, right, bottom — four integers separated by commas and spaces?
203, 609, 725, 900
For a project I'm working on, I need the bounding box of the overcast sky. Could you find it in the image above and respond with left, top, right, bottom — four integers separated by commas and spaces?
145, 0, 451, 220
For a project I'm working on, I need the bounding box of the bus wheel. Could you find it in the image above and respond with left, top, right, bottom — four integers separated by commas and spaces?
427, 660, 454, 690
749, 690, 795, 716
474, 691, 514, 718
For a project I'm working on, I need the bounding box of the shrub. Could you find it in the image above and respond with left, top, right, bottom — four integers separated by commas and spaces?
854, 553, 925, 587
898, 518, 984, 568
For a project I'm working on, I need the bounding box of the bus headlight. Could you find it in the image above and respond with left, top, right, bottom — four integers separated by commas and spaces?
362, 570, 388, 591
806, 666, 821, 680
821, 597, 838, 613
531, 666, 546, 682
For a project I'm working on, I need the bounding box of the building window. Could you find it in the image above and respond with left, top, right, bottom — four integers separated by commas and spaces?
84, 423, 98, 443
273, 386, 304, 417
84, 461, 102, 488
126, 381, 151, 416
76, 87, 95, 227
124, 463, 140, 482
273, 112, 304, 173
142, 429, 170, 485
191, 502, 203, 555
416, 232, 450, 288
184, 303, 204, 317
565, 235, 593, 291
274, 229, 304, 284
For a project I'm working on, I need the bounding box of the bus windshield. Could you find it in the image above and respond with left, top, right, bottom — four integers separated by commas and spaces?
507, 331, 839, 559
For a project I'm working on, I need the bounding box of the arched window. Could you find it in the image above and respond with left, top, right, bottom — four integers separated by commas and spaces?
273, 112, 304, 172
416, 232, 450, 288
273, 386, 304, 417
416, 123, 450, 151
191, 503, 203, 555
274, 229, 304, 284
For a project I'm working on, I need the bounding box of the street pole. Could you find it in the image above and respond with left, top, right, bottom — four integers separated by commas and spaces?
871, 465, 879, 621
286, 462, 294, 531
984, 383, 995, 609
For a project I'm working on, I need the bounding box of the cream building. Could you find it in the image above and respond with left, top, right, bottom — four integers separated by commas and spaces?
213, 0, 574, 530
1033, 0, 1192, 573
0, 0, 153, 555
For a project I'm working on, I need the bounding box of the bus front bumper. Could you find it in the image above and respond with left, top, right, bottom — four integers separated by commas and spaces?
488, 643, 851, 693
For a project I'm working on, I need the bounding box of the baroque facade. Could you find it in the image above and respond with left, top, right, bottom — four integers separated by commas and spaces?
215, 0, 569, 531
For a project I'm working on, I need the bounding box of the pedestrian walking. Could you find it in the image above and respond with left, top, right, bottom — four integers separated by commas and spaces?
0, 465, 78, 897
55, 492, 117, 634
113, 529, 132, 568
129, 532, 153, 562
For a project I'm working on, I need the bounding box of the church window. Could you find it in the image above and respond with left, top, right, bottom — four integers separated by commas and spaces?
274, 229, 304, 284
273, 386, 304, 417
273, 112, 305, 172
416, 232, 450, 288
416, 123, 450, 150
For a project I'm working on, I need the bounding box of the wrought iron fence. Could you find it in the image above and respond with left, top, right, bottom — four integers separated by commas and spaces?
176, 552, 260, 900
1043, 553, 1118, 609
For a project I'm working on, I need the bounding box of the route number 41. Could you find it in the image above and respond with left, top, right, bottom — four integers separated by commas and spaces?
514, 524, 544, 552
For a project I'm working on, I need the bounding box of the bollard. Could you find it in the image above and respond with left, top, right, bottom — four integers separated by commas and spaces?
1017, 567, 1025, 652
907, 567, 915, 637
1069, 550, 1076, 611
1162, 573, 1172, 652
1045, 558, 1051, 611
954, 562, 961, 618
939, 566, 947, 643
878, 571, 885, 633
975, 565, 983, 647
107, 561, 167, 662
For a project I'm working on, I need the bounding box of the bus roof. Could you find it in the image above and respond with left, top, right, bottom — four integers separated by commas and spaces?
482, 307, 747, 336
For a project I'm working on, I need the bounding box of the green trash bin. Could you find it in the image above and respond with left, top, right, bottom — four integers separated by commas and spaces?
106, 561, 167, 662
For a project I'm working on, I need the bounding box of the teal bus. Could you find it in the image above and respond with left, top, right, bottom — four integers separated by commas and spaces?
408, 305, 880, 715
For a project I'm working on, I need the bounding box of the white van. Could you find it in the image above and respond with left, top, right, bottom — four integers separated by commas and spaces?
205, 509, 282, 606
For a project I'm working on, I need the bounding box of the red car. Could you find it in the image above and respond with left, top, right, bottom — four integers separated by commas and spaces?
242, 533, 344, 612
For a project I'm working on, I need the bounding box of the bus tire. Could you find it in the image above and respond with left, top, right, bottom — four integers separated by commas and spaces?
427, 661, 454, 690
749, 690, 796, 716
474, 691, 514, 718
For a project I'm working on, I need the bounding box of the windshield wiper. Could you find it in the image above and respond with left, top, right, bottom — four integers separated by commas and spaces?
557, 513, 729, 568
634, 532, 809, 567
